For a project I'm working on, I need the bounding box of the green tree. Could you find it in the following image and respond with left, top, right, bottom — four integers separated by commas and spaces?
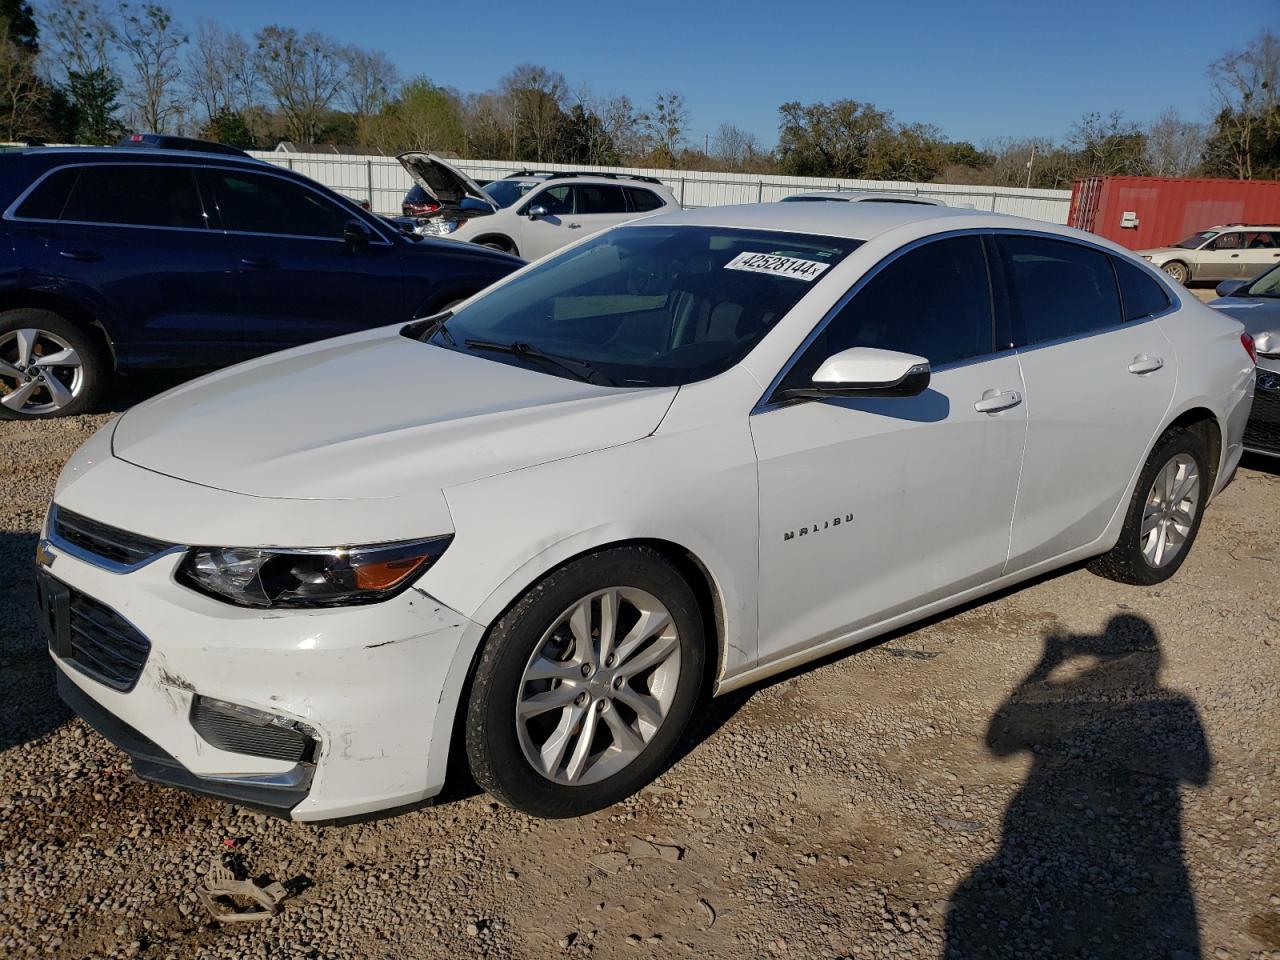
359, 76, 464, 154
200, 108, 254, 147
776, 99, 896, 178
1, 0, 38, 51
67, 66, 123, 142
555, 103, 619, 164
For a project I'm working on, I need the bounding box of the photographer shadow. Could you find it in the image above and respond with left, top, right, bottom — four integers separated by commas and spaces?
945, 614, 1210, 959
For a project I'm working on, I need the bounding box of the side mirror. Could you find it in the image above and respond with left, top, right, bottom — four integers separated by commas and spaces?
527, 205, 548, 220
779, 347, 931, 401
1256, 331, 1280, 357
1216, 279, 1248, 298
343, 218, 372, 252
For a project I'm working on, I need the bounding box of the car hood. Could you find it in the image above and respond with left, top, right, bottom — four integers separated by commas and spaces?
111, 328, 677, 501
398, 152, 495, 209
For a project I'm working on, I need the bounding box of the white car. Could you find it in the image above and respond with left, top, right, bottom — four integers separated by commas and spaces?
398, 153, 679, 261
1137, 224, 1280, 285
781, 190, 944, 206
40, 203, 1255, 822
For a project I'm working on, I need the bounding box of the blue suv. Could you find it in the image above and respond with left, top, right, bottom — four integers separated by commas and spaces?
0, 139, 523, 418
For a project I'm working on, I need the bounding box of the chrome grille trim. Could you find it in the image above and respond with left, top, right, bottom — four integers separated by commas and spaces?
49, 505, 183, 573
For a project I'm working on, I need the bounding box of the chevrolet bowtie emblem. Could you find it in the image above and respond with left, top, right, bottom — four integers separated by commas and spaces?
34, 539, 56, 569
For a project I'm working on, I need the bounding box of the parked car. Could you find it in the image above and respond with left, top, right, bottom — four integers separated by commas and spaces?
401, 184, 441, 218
781, 191, 944, 206
40, 203, 1254, 822
397, 153, 679, 260
1137, 223, 1280, 285
0, 139, 522, 419
1210, 264, 1280, 457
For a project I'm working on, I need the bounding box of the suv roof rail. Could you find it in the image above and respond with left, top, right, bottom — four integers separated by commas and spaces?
505, 169, 664, 186
117, 133, 251, 158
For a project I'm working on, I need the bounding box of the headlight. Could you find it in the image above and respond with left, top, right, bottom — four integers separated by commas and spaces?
417, 219, 462, 236
178, 537, 452, 608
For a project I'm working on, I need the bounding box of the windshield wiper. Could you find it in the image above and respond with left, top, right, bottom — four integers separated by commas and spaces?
464, 339, 614, 386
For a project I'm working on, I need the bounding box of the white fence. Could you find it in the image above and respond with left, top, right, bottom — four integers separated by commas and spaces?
249, 150, 1074, 224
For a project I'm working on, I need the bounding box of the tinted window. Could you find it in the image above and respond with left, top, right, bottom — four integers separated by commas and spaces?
1212, 232, 1241, 250
1244, 231, 1277, 248
529, 185, 572, 216
61, 164, 205, 229
436, 225, 861, 387
573, 184, 627, 215
1113, 257, 1171, 321
206, 170, 351, 238
626, 187, 664, 212
998, 235, 1122, 345
785, 235, 993, 386
13, 167, 81, 220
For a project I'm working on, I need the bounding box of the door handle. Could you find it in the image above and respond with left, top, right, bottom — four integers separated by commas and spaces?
1230, 253, 1240, 258
240, 257, 278, 269
58, 249, 103, 262
1128, 355, 1164, 374
973, 389, 1022, 414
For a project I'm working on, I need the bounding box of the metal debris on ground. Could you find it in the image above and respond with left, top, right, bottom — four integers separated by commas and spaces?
195, 862, 289, 924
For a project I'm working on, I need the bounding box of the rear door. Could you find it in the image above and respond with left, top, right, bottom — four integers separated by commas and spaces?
1195, 231, 1244, 281
1237, 231, 1280, 279
28, 162, 243, 370
200, 167, 405, 356
999, 235, 1176, 572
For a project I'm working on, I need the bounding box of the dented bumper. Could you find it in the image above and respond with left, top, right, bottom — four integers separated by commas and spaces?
42, 535, 481, 822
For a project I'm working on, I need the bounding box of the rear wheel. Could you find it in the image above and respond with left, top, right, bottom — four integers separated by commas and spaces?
478, 237, 516, 255
1161, 260, 1190, 285
1089, 427, 1209, 585
465, 547, 704, 818
0, 309, 107, 419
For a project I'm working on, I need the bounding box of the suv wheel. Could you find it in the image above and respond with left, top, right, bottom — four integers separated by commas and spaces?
0, 309, 107, 419
1088, 426, 1209, 585
465, 546, 705, 818
1161, 260, 1190, 285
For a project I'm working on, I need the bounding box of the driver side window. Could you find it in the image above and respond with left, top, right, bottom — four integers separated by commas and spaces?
1212, 232, 1241, 250
533, 185, 573, 216
783, 235, 995, 389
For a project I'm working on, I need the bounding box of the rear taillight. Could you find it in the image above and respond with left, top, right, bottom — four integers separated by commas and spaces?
1242, 332, 1257, 364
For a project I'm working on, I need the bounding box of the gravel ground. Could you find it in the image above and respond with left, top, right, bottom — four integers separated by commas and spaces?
2, 387, 1278, 959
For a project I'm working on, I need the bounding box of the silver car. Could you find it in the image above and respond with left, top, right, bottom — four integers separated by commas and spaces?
1211, 264, 1280, 457
1139, 224, 1280, 285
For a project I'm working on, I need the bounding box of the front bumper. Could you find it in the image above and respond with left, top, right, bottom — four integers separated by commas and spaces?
41, 533, 483, 821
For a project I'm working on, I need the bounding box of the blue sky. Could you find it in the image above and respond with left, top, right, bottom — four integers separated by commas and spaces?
160, 0, 1276, 147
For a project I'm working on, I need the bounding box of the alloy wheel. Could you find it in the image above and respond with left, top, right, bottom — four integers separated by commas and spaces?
0, 328, 85, 415
515, 587, 682, 787
1140, 453, 1200, 569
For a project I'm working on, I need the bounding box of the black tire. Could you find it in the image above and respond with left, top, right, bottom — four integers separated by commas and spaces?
1088, 426, 1210, 585
1161, 260, 1190, 285
0, 308, 108, 420
465, 546, 705, 818
478, 237, 516, 255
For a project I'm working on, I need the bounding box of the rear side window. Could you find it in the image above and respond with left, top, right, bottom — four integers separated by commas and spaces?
573, 184, 627, 215
1113, 257, 1171, 321
13, 167, 81, 220
61, 165, 205, 229
205, 170, 353, 239
785, 235, 994, 385
998, 235, 1122, 346
626, 187, 664, 212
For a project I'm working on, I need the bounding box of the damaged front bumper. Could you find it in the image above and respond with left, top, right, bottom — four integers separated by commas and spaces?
41, 534, 483, 822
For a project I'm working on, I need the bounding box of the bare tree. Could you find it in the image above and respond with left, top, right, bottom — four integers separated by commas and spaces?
711, 122, 764, 168
500, 64, 566, 162
38, 0, 114, 79
643, 91, 687, 163
253, 25, 346, 144
340, 45, 396, 127
1206, 30, 1280, 178
1146, 107, 1206, 176
0, 18, 45, 139
115, 2, 186, 133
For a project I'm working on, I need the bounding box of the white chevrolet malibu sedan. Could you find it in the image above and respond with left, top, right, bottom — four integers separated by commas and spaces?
39, 204, 1255, 821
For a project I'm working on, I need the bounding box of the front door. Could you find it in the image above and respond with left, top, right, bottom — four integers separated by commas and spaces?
199, 167, 405, 357
519, 184, 632, 261
996, 234, 1177, 571
752, 235, 1027, 663
1196, 231, 1245, 281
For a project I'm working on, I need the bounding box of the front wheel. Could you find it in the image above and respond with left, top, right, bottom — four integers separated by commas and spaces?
1088, 427, 1209, 585
1161, 260, 1190, 285
465, 547, 705, 818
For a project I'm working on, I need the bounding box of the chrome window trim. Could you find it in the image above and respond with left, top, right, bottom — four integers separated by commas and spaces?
751, 226, 1181, 415
4, 160, 393, 246
45, 505, 185, 575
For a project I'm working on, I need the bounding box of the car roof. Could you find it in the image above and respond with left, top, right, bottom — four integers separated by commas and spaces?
632, 201, 996, 241
783, 190, 943, 205
1209, 223, 1280, 230
12, 146, 269, 167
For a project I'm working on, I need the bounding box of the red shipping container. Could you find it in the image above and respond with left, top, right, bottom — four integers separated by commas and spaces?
1069, 176, 1280, 251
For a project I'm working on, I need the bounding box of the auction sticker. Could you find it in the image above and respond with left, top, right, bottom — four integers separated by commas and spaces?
724, 251, 831, 282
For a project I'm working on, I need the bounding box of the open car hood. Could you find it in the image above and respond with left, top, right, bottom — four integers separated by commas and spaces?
397, 152, 495, 209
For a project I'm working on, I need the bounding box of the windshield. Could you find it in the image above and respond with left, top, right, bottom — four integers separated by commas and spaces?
1175, 231, 1217, 249
482, 179, 539, 209
1243, 263, 1280, 297
432, 225, 863, 387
